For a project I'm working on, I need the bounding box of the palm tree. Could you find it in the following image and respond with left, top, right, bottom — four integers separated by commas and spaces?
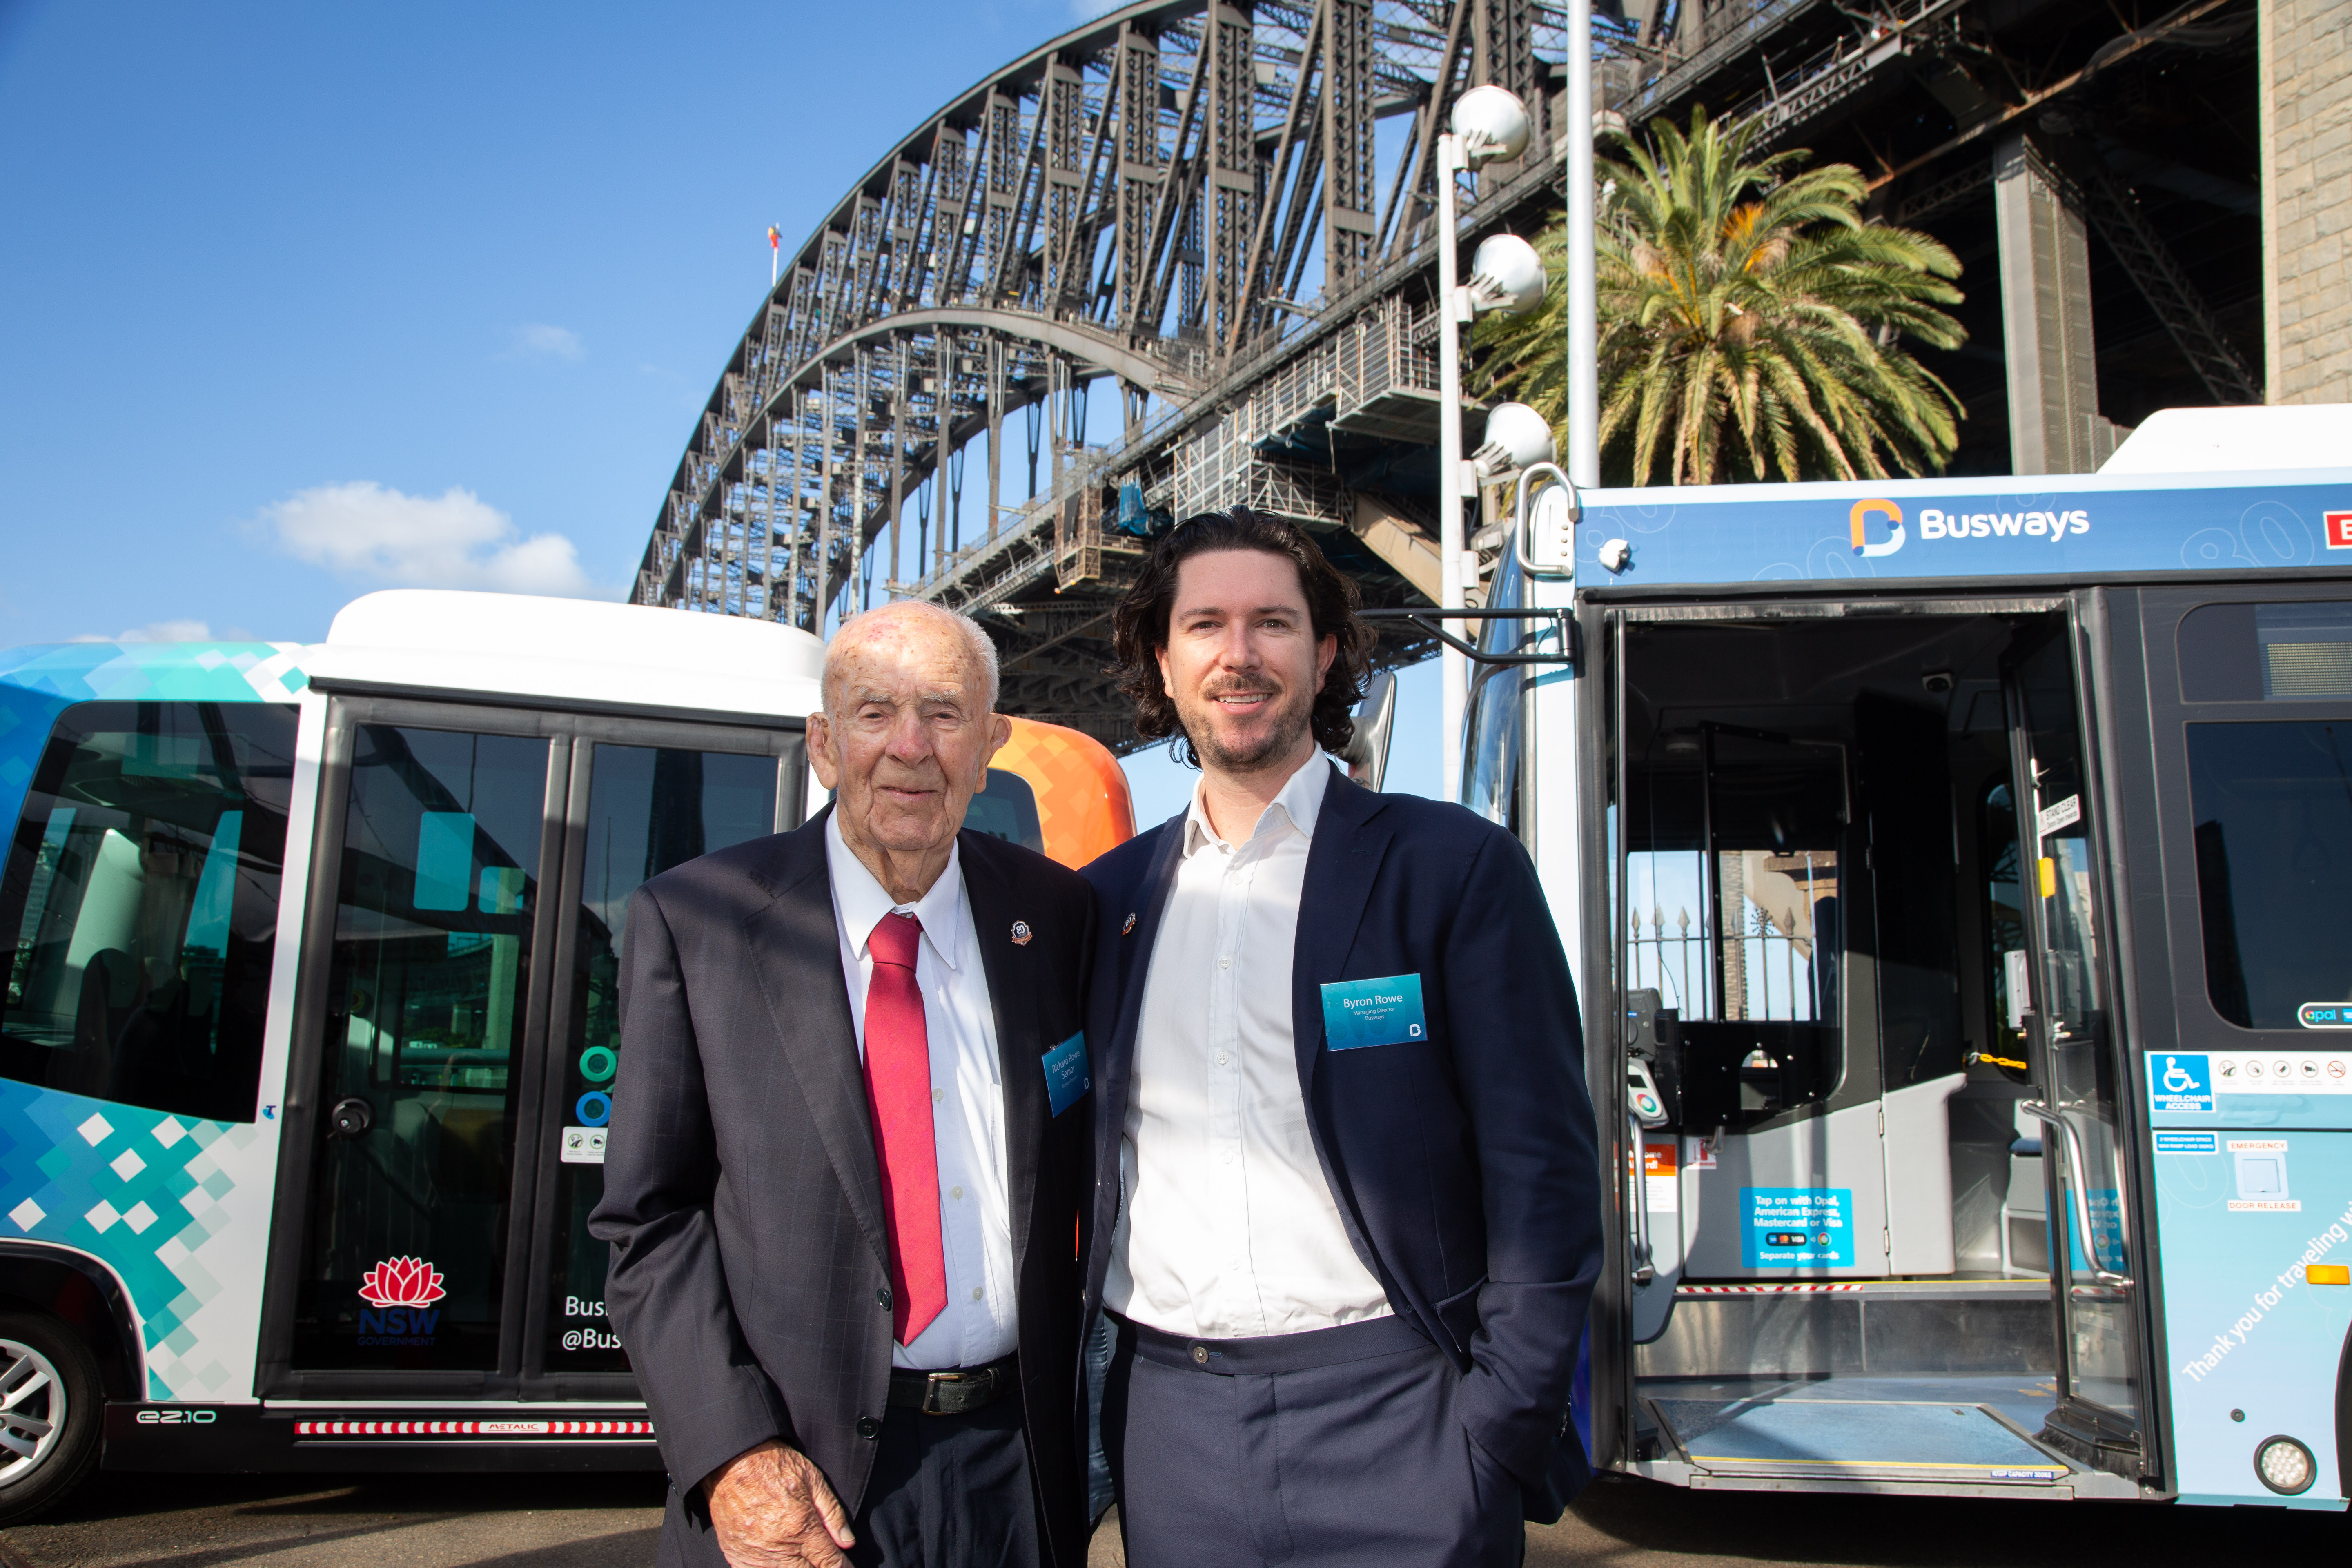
1473, 107, 1967, 485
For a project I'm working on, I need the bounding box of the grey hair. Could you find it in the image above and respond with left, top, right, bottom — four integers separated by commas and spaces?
822, 600, 1000, 714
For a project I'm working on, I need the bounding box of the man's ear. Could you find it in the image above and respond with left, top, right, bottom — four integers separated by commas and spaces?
977, 713, 1013, 785
1314, 631, 1339, 691
1156, 640, 1174, 697
807, 712, 840, 791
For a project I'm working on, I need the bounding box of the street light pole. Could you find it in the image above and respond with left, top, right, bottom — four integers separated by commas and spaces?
1437, 130, 1469, 803
1434, 86, 1541, 802
1567, 0, 1599, 489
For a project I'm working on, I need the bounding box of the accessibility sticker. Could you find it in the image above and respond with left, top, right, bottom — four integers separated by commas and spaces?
2150, 1053, 2214, 1114
2154, 1131, 2219, 1154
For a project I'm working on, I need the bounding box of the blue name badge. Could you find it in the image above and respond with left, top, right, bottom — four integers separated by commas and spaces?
1041, 1032, 1089, 1117
1319, 974, 1428, 1051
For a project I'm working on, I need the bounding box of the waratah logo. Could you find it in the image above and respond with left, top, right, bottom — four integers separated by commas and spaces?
359, 1257, 448, 1308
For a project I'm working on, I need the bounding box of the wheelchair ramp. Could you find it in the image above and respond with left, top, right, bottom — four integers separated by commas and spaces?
1653, 1376, 2073, 1488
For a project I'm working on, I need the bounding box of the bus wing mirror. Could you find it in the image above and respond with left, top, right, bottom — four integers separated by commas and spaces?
1342, 671, 1399, 792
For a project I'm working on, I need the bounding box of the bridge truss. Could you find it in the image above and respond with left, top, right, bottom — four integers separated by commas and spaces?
634, 0, 2265, 749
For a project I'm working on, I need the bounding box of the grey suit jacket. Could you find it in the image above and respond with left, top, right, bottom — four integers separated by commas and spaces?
589, 808, 1095, 1567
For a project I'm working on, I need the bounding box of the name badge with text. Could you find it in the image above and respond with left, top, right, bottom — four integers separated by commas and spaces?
1320, 975, 1428, 1051
1042, 1032, 1089, 1116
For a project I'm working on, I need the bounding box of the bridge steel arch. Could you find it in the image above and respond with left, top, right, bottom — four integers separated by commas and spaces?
633, 0, 1581, 745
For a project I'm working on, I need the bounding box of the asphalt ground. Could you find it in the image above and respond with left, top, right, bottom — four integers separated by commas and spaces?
0, 1472, 2340, 1568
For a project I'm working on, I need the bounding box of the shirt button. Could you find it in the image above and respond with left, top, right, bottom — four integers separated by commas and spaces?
951, 1186, 963, 1200
1215, 1051, 1229, 1066
932, 1088, 944, 1102
876, 1285, 892, 1310
1220, 956, 1231, 969
857, 1416, 881, 1440
971, 1286, 984, 1301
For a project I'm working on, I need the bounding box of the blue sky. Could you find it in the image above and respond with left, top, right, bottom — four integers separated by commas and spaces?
0, 0, 1447, 818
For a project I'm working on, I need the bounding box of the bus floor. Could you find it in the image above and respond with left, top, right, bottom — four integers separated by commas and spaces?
1638, 1373, 2070, 1488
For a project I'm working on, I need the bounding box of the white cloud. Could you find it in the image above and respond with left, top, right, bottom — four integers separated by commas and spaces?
255, 481, 607, 598
71, 619, 214, 644
509, 323, 585, 362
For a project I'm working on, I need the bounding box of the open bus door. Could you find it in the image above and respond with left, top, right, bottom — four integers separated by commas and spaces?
1582, 588, 2145, 1500
2003, 626, 2146, 1477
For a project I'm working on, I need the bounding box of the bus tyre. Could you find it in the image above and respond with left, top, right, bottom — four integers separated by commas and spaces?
0, 1312, 101, 1526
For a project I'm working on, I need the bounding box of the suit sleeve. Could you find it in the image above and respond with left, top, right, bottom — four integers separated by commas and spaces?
588, 884, 792, 1493
1443, 827, 1602, 1491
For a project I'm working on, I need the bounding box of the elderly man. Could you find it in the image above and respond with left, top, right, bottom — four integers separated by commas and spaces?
591, 601, 1095, 1568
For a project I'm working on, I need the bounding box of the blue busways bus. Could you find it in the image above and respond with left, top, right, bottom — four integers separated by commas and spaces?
1459, 406, 2352, 1511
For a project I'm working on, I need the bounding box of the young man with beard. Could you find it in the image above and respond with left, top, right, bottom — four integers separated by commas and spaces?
1079, 508, 1601, 1568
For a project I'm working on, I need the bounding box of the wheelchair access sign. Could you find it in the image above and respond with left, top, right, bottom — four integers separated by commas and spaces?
2151, 1054, 2215, 1115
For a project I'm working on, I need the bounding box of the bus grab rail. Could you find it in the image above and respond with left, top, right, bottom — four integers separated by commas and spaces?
2019, 1100, 2135, 1293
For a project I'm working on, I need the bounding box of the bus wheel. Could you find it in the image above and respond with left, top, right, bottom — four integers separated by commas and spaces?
0, 1313, 101, 1525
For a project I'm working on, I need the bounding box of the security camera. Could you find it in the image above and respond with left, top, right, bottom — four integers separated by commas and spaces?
1921, 670, 1954, 695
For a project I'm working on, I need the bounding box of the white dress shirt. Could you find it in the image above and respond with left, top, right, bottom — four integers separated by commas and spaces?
826, 815, 1018, 1370
1104, 753, 1393, 1339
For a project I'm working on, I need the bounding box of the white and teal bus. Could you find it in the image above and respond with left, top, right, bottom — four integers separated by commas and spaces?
0, 592, 1129, 1523
0, 590, 827, 1515
1456, 405, 2352, 1512
0, 589, 1131, 1520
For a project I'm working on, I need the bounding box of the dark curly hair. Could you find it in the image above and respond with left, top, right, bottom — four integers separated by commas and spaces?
1109, 508, 1375, 767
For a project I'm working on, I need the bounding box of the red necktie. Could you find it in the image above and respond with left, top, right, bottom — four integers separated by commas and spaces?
863, 912, 945, 1345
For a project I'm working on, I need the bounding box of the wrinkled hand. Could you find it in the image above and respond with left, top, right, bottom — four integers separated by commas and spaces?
704, 1439, 857, 1568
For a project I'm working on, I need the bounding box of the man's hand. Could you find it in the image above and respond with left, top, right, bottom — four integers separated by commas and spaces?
704, 1439, 858, 1568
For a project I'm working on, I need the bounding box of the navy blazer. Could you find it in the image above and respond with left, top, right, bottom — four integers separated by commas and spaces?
1080, 763, 1600, 1517
590, 811, 1094, 1568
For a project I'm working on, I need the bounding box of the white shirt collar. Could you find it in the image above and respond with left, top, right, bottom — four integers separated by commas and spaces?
826, 810, 966, 971
1182, 751, 1332, 857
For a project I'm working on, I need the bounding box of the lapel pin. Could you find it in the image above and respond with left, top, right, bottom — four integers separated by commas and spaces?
1121, 913, 1137, 936
1011, 920, 1033, 947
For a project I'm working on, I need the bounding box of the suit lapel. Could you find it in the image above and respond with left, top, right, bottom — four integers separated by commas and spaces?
1104, 813, 1188, 1136
741, 808, 887, 1271
960, 833, 1045, 1275
1291, 766, 1395, 1095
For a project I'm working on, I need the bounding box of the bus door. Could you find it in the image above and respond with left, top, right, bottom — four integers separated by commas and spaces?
258, 697, 802, 1399
2004, 626, 2147, 1478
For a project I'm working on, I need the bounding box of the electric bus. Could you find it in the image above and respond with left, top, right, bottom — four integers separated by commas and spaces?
1461, 404, 2352, 1512
0, 588, 1132, 1519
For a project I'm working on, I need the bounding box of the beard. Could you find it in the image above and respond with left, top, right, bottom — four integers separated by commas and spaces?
1181, 678, 1317, 775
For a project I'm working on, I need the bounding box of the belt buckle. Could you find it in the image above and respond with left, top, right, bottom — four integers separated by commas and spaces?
920, 1370, 975, 1416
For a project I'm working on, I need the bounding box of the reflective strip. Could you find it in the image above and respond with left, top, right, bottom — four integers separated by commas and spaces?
293, 1419, 656, 1437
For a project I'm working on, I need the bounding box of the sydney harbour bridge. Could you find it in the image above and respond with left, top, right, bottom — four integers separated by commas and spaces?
628, 0, 2263, 747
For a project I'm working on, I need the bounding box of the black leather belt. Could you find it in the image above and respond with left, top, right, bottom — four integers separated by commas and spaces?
886, 1354, 1018, 1415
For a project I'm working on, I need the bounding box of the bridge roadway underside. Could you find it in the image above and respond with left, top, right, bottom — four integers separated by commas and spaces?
636, 0, 2267, 755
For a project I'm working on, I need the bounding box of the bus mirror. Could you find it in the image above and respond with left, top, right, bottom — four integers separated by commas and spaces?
1342, 672, 1399, 792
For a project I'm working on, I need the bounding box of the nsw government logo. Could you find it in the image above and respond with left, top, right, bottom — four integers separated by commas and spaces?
357, 1256, 448, 1346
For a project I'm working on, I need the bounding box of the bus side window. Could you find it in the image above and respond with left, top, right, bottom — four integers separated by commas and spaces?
0, 701, 296, 1123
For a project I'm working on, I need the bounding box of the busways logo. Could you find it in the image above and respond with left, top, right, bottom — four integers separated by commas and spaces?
1847, 498, 2092, 558
357, 1256, 448, 1346
1849, 499, 1907, 557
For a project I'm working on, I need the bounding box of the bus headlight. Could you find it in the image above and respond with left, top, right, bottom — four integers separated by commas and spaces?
2253, 1435, 2316, 1495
